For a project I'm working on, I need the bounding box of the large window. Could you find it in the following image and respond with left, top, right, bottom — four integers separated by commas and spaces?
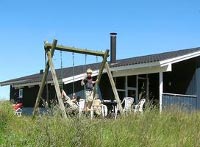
128, 75, 136, 87
115, 77, 125, 89
114, 75, 148, 103
128, 89, 136, 98
118, 91, 125, 100
127, 75, 137, 100
19, 89, 23, 98
115, 77, 126, 100
115, 76, 137, 100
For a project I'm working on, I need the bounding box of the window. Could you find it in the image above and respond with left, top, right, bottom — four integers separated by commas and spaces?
128, 90, 136, 98
115, 77, 125, 89
19, 89, 23, 98
117, 91, 125, 100
128, 75, 136, 87
138, 74, 147, 78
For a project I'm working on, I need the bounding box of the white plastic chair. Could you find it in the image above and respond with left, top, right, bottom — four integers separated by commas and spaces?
122, 97, 134, 113
134, 99, 146, 113
114, 104, 119, 119
101, 104, 108, 117
90, 99, 108, 119
78, 99, 85, 117
15, 108, 22, 117
114, 97, 134, 119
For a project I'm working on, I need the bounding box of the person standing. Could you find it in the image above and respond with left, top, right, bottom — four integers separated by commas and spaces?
81, 68, 98, 111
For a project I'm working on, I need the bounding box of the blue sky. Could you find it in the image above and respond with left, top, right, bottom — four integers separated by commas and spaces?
1, 0, 200, 99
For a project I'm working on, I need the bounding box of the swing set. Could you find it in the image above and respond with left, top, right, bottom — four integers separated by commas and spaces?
33, 39, 123, 118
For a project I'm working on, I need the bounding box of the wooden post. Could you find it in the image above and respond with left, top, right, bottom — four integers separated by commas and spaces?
105, 62, 123, 114
93, 50, 109, 98
97, 49, 109, 83
159, 72, 163, 113
33, 40, 57, 117
34, 39, 110, 118
47, 51, 67, 118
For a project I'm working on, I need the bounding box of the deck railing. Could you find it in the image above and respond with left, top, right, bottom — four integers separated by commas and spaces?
162, 93, 197, 111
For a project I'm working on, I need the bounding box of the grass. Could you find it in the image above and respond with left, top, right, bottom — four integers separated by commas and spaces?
0, 101, 200, 147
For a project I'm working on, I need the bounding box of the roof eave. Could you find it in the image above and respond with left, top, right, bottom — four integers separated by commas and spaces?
112, 63, 172, 77
160, 50, 200, 66
0, 80, 29, 87
110, 61, 161, 72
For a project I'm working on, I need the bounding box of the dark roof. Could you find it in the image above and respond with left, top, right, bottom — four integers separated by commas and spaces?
1, 47, 200, 86
111, 47, 200, 67
0, 63, 101, 86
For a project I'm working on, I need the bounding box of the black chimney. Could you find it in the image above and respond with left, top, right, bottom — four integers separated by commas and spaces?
40, 69, 44, 74
110, 32, 117, 63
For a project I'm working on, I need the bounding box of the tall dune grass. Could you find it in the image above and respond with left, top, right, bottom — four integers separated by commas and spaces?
0, 101, 200, 147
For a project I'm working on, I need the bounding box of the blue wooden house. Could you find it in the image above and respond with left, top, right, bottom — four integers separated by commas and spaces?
1, 34, 200, 112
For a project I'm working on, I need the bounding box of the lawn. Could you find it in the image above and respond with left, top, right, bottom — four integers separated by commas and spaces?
0, 101, 200, 147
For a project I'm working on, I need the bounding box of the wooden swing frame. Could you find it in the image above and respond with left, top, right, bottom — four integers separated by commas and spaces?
33, 39, 123, 118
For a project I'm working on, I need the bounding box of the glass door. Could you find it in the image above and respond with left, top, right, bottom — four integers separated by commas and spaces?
127, 89, 136, 104
127, 75, 137, 103
138, 77, 148, 102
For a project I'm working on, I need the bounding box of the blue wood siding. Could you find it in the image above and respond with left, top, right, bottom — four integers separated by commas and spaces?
196, 58, 200, 109
163, 93, 197, 111
186, 72, 196, 95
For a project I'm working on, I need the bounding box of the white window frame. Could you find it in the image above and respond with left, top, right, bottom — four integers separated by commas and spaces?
117, 89, 126, 92
19, 89, 23, 98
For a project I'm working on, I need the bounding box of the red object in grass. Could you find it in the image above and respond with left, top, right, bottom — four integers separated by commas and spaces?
12, 103, 23, 111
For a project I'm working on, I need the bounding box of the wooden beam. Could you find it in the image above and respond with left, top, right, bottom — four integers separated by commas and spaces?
96, 50, 109, 84
48, 50, 67, 118
34, 39, 110, 118
45, 43, 106, 57
33, 39, 57, 117
105, 62, 123, 114
93, 50, 109, 98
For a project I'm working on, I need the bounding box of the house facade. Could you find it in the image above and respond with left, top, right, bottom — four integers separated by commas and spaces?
1, 47, 200, 112
1, 34, 200, 111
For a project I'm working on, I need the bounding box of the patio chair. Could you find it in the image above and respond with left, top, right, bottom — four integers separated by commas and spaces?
114, 97, 134, 119
114, 104, 118, 119
90, 99, 108, 119
13, 103, 23, 117
122, 97, 134, 113
134, 99, 146, 113
78, 99, 85, 117
101, 104, 108, 118
15, 108, 22, 117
